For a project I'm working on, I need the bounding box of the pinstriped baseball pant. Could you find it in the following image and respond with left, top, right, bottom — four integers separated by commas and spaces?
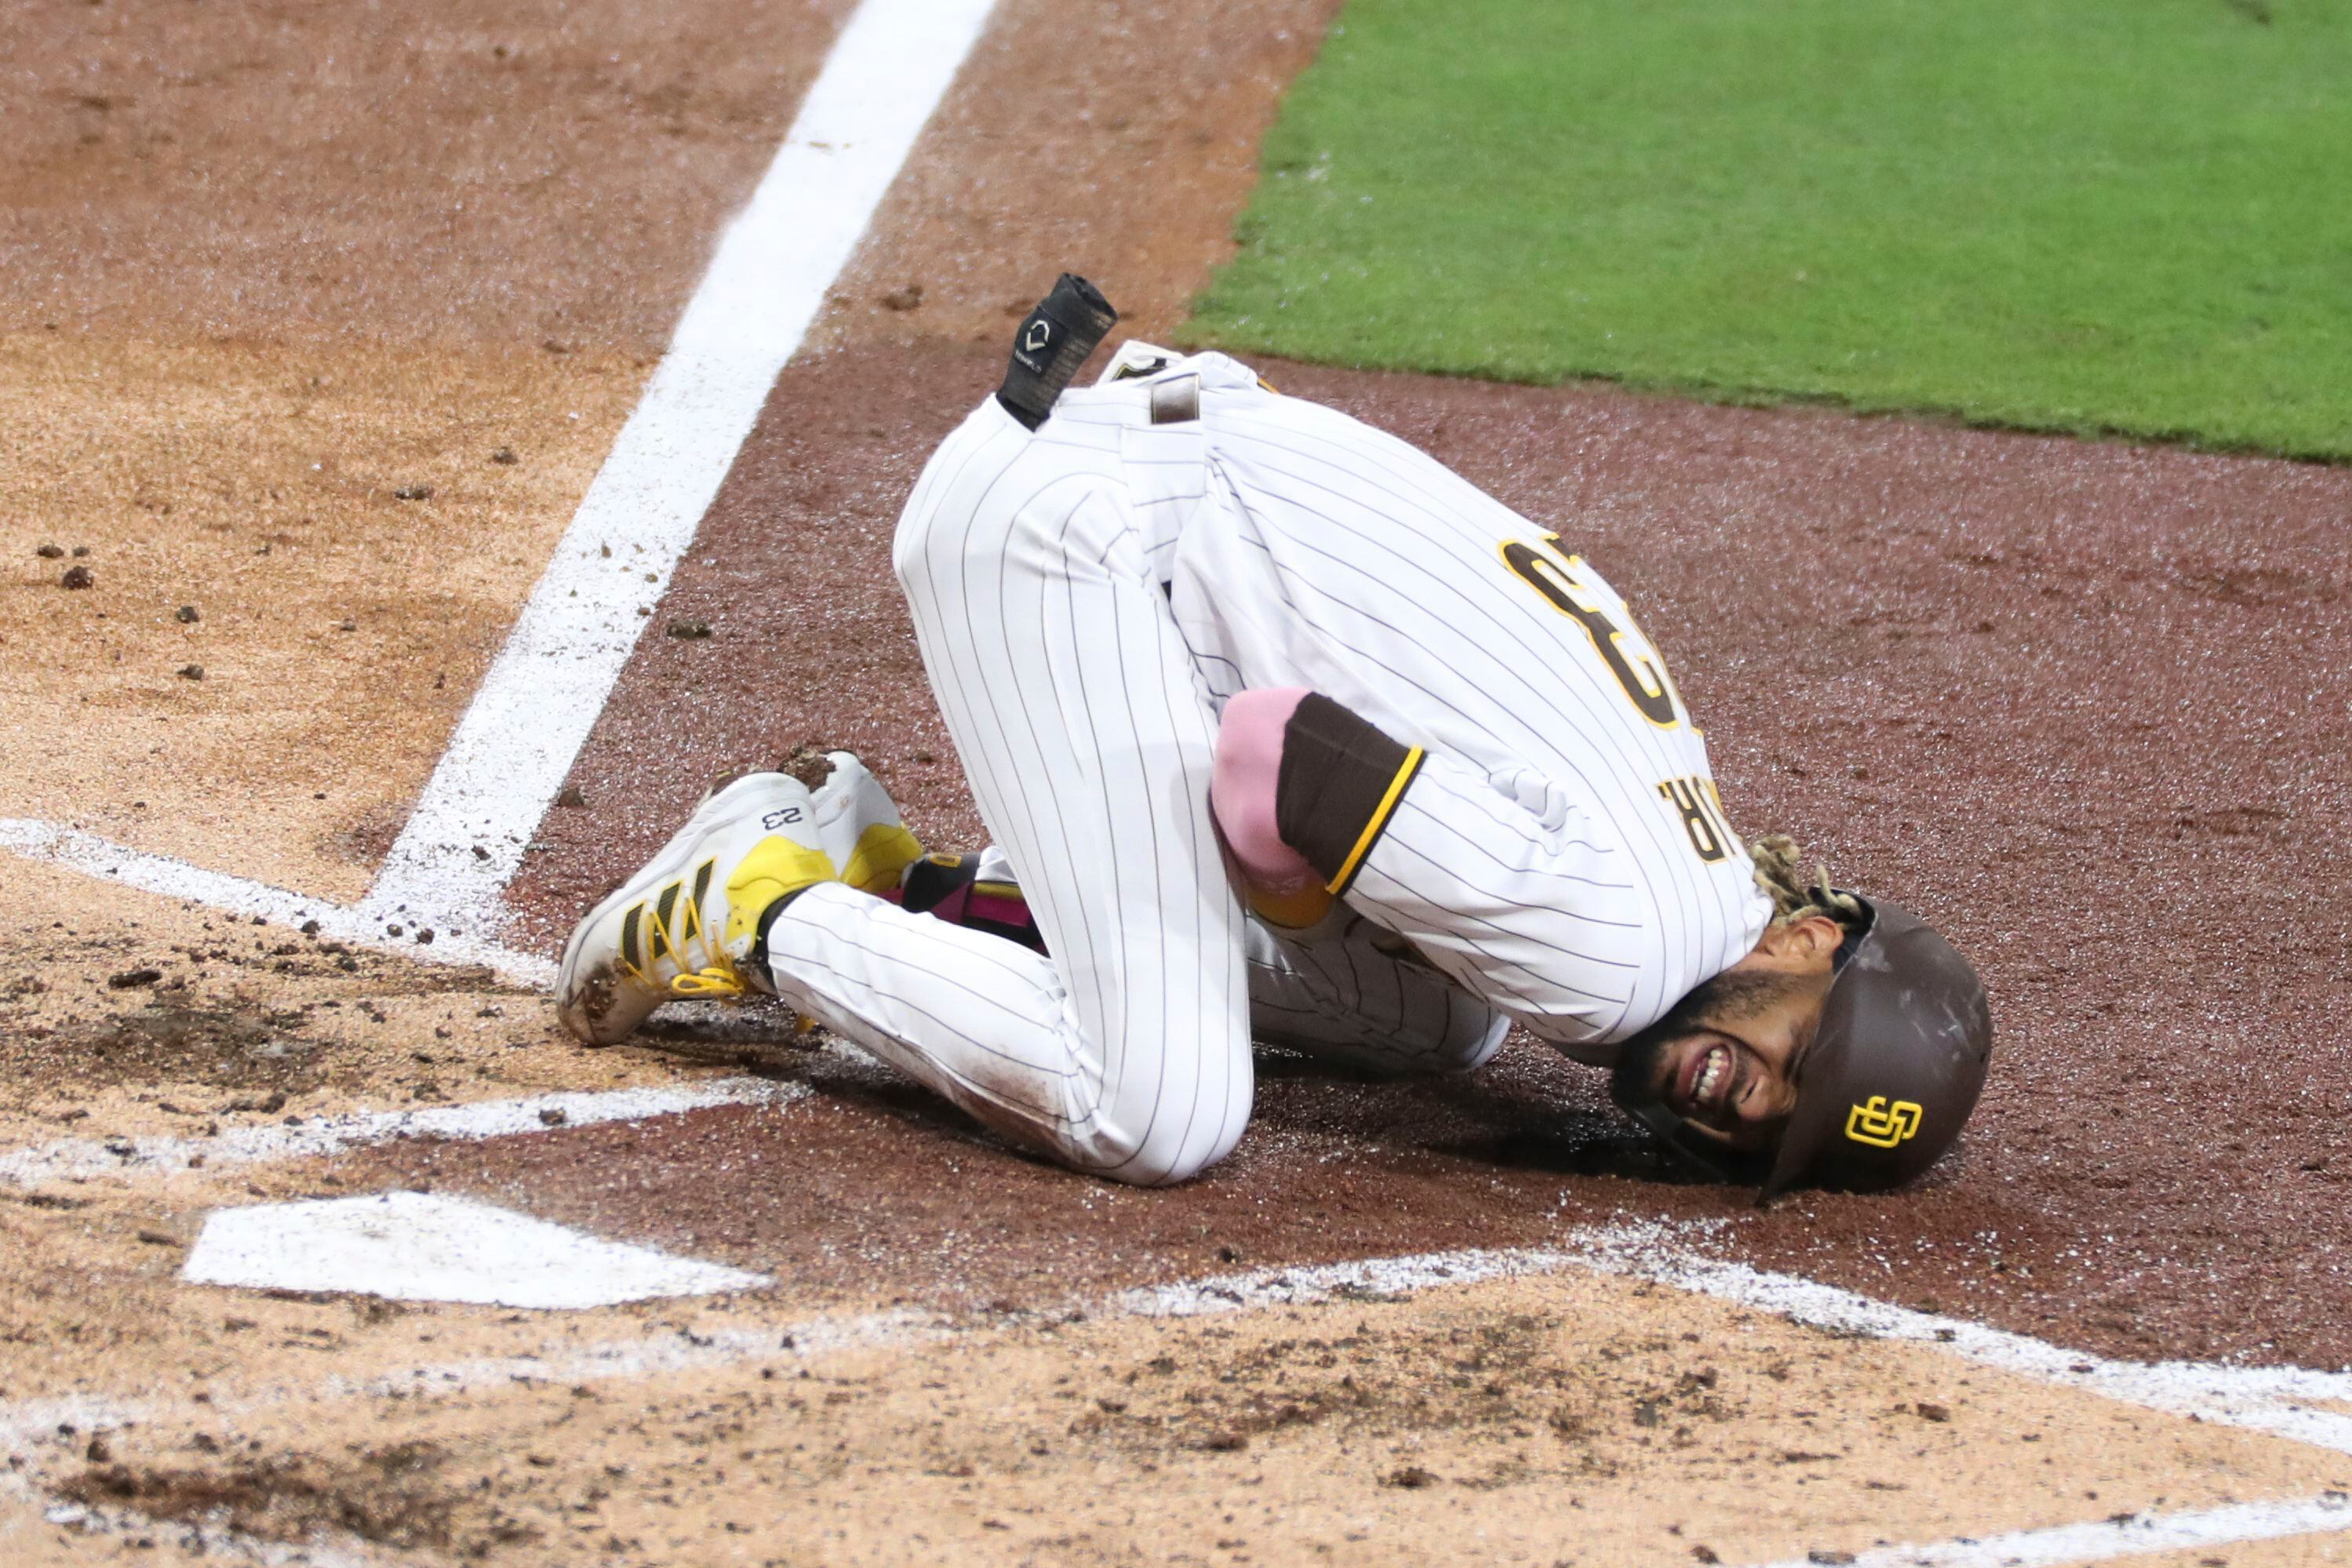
759, 398, 1501, 1186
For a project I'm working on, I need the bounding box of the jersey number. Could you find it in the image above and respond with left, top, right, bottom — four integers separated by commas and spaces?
1500, 535, 1684, 729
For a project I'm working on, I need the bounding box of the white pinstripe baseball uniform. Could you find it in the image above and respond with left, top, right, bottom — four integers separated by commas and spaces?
756, 345, 1770, 1184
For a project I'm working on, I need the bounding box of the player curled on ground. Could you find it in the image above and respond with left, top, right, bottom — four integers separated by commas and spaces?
556, 275, 1993, 1198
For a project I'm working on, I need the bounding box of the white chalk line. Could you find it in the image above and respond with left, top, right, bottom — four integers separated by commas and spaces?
1114, 1228, 2352, 1453
0, 1076, 802, 1189
1566, 1224, 2352, 1454
0, 817, 553, 988
22, 1495, 391, 1568
1739, 1494, 2352, 1568
7, 1227, 2350, 1567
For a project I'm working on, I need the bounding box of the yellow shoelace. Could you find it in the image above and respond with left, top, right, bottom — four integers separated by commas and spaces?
670, 961, 747, 999
616, 884, 751, 1002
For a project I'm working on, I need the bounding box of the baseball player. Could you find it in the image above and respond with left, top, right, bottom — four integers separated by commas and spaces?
557, 276, 1992, 1196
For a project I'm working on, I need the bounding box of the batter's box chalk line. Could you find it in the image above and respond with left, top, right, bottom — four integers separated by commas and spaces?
0, 1076, 806, 1189
0, 0, 1003, 976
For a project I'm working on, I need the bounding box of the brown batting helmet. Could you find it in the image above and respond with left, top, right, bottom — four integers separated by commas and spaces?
1622, 898, 1993, 1200
1760, 899, 1993, 1197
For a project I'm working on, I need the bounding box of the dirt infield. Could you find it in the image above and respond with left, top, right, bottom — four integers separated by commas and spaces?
8, 0, 2352, 1562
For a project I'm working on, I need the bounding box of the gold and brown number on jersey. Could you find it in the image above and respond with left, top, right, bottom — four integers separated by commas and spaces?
1658, 773, 1738, 864
1499, 535, 1687, 728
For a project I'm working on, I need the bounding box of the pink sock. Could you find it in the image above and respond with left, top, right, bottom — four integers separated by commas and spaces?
1212, 687, 1317, 893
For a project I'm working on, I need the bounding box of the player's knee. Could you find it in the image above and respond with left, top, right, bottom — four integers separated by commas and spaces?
1124, 1119, 1247, 1188
1066, 1079, 1252, 1188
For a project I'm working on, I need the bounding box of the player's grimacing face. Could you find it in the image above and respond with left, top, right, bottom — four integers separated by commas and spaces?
1611, 915, 1844, 1156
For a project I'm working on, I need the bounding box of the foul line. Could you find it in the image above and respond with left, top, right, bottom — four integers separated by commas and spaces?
0, 1076, 803, 1188
1112, 1227, 2352, 1455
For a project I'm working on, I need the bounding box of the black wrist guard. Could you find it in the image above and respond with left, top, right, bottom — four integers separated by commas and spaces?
996, 274, 1118, 431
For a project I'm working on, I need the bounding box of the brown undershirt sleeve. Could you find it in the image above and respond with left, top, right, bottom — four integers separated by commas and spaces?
1273, 693, 1426, 895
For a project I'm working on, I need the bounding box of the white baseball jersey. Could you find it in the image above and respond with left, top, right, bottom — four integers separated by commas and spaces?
756, 344, 1766, 1186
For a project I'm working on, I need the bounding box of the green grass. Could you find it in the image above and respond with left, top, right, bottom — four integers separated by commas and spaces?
1184, 0, 2352, 459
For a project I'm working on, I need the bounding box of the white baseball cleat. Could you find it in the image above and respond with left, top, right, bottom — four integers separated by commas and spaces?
804, 752, 922, 893
555, 772, 837, 1046
808, 751, 926, 894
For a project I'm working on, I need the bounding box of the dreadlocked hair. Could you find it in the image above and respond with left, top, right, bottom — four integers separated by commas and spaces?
1748, 833, 1866, 930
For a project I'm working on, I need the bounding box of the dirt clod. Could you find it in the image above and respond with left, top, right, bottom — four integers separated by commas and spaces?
776, 742, 843, 788
1915, 1402, 1952, 1423
61, 564, 95, 588
178, 663, 204, 680
667, 617, 713, 639
176, 604, 200, 623
36, 543, 64, 558
491, 446, 518, 464
107, 968, 162, 988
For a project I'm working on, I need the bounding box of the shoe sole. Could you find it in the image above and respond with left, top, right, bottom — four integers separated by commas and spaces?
555, 772, 794, 1045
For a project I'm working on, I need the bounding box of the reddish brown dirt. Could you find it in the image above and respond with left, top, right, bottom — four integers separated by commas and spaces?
811, 0, 1346, 353
505, 341, 2352, 1373
349, 1036, 1663, 1312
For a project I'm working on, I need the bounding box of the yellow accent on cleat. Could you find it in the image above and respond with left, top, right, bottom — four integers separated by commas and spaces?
722, 835, 839, 950
839, 822, 925, 894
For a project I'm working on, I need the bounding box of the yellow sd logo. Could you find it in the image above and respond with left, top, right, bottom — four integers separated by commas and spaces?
1844, 1097, 1924, 1149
